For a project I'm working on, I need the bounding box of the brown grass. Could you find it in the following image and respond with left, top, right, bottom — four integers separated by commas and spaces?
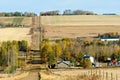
0, 28, 31, 45
40, 68, 120, 80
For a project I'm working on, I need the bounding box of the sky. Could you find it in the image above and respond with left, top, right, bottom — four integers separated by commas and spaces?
0, 0, 120, 15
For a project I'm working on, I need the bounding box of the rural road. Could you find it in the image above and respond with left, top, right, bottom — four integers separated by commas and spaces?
18, 71, 40, 80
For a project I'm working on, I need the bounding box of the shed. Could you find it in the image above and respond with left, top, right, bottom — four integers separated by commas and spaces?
0, 24, 3, 28
57, 61, 71, 68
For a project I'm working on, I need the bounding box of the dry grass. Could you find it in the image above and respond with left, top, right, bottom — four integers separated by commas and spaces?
40, 68, 120, 80
40, 69, 101, 80
0, 28, 31, 45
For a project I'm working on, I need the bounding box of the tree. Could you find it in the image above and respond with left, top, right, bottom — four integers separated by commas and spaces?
18, 40, 28, 52
63, 9, 73, 15
13, 12, 22, 16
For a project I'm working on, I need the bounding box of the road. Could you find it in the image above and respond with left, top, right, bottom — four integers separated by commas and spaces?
18, 71, 40, 80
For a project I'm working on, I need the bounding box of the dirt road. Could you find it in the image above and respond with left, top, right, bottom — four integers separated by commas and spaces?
18, 71, 40, 80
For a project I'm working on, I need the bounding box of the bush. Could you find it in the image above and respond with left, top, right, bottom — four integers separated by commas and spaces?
82, 58, 92, 69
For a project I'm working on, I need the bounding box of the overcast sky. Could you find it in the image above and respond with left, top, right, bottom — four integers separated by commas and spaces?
0, 0, 120, 15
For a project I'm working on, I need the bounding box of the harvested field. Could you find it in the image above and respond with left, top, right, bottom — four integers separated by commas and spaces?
41, 15, 120, 25
44, 25, 120, 40
40, 15, 120, 40
0, 28, 31, 45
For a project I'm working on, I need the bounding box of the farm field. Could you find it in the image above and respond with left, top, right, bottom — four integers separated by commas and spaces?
0, 17, 32, 26
0, 28, 31, 45
43, 25, 120, 40
41, 15, 120, 40
41, 15, 120, 25
41, 68, 120, 80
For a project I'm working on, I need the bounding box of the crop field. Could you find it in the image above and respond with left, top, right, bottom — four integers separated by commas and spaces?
13, 18, 24, 24
0, 17, 32, 26
41, 15, 120, 40
0, 28, 31, 45
41, 15, 120, 25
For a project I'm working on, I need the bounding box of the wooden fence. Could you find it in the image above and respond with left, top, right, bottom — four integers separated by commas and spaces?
85, 69, 118, 80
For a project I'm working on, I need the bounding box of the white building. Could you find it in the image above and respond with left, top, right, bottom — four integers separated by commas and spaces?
83, 55, 94, 64
100, 38, 119, 41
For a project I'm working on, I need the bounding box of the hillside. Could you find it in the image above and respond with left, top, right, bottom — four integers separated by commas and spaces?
41, 15, 120, 40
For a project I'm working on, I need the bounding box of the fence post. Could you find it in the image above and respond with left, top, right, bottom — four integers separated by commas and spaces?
99, 69, 101, 76
96, 69, 97, 75
103, 70, 104, 80
111, 73, 113, 80
106, 72, 108, 80
91, 69, 92, 76
116, 74, 118, 80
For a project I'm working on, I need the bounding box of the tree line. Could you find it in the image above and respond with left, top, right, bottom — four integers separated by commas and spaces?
0, 40, 28, 73
0, 12, 37, 17
40, 38, 120, 68
40, 9, 97, 16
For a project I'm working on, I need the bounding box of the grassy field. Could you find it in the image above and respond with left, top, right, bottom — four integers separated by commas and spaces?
41, 15, 120, 40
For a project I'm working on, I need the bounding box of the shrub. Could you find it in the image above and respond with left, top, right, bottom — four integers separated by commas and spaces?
82, 58, 92, 69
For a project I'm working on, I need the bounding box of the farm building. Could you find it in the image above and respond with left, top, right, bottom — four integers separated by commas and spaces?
83, 55, 95, 65
100, 38, 119, 41
0, 24, 3, 28
99, 32, 119, 41
56, 61, 71, 68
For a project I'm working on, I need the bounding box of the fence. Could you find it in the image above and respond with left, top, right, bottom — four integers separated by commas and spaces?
85, 69, 118, 80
